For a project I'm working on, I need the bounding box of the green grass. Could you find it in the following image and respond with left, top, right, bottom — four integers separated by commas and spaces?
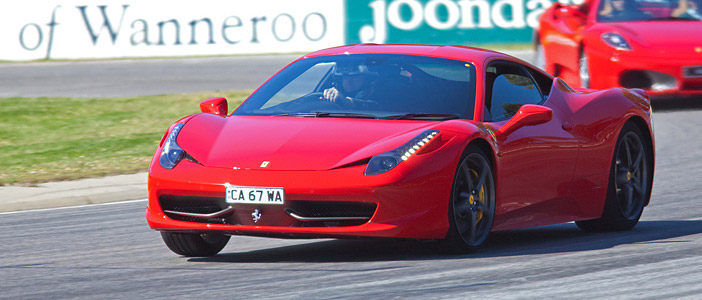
0, 91, 250, 185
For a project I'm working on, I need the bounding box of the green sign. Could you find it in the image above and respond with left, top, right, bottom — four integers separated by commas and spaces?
345, 0, 562, 46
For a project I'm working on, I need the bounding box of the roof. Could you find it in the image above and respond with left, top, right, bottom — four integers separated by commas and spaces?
302, 44, 513, 65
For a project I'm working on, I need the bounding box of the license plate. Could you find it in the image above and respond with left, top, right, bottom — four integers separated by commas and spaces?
225, 186, 285, 205
684, 66, 702, 78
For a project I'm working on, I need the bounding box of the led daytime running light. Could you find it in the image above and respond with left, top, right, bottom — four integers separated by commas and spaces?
364, 130, 439, 176
399, 131, 438, 161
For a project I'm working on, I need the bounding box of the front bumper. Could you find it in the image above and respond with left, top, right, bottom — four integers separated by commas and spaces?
146, 138, 464, 240
587, 47, 702, 97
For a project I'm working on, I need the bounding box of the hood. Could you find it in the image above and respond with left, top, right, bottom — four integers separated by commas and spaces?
176, 114, 438, 171
593, 22, 702, 55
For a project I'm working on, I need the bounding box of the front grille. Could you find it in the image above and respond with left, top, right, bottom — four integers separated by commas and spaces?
159, 196, 377, 227
159, 195, 231, 224
286, 201, 377, 227
619, 70, 676, 91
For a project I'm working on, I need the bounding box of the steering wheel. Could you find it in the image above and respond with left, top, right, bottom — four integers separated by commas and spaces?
289, 92, 345, 111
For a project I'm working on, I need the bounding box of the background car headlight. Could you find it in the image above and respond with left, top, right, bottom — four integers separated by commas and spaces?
601, 32, 631, 50
364, 130, 439, 175
159, 123, 185, 169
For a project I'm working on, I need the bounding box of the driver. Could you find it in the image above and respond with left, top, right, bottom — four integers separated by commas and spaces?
599, 0, 651, 21
322, 62, 378, 107
672, 0, 702, 19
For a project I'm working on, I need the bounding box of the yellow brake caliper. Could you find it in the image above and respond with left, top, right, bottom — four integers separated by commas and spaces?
468, 169, 485, 223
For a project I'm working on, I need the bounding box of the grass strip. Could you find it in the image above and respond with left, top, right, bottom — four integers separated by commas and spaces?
0, 91, 249, 185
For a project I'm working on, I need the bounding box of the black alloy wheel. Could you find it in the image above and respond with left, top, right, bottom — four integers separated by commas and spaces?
577, 122, 652, 231
443, 146, 496, 252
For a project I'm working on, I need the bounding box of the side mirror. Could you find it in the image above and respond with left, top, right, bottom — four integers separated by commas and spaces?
200, 97, 228, 116
554, 5, 583, 18
496, 104, 552, 136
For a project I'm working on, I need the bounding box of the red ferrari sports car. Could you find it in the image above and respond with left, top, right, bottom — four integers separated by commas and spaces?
535, 0, 702, 97
147, 44, 655, 256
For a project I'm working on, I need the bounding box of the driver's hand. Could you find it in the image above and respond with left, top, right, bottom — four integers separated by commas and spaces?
323, 87, 344, 102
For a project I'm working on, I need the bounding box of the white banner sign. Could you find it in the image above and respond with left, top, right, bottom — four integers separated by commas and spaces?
0, 0, 344, 61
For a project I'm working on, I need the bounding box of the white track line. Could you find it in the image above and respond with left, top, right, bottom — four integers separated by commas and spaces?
0, 198, 147, 215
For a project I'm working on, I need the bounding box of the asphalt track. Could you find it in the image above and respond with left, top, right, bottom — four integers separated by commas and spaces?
2, 51, 702, 298
0, 54, 299, 97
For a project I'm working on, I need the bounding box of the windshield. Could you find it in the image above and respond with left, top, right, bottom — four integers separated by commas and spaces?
233, 54, 477, 120
597, 0, 702, 22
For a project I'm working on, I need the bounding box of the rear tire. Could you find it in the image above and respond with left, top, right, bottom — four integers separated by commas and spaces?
576, 122, 652, 232
441, 146, 496, 253
161, 232, 230, 257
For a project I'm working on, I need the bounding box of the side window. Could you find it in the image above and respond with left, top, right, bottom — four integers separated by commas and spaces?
526, 67, 553, 98
485, 62, 543, 121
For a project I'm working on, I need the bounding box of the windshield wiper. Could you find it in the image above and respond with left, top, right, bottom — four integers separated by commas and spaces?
274, 112, 318, 117
274, 112, 377, 119
382, 113, 461, 120
315, 112, 377, 119
316, 112, 375, 119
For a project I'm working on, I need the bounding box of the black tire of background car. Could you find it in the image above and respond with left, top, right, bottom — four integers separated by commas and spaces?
534, 32, 547, 71
576, 121, 653, 232
160, 232, 231, 257
579, 49, 590, 88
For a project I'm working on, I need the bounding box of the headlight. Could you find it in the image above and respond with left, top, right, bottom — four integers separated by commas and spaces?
159, 123, 185, 169
601, 32, 631, 50
364, 130, 439, 175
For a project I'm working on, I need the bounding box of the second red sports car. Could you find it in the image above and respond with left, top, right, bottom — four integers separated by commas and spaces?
147, 44, 655, 256
535, 0, 702, 97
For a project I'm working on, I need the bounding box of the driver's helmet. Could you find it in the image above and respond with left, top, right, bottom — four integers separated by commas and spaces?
333, 61, 378, 78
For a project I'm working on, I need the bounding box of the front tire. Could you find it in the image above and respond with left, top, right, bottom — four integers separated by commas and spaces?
579, 50, 590, 88
576, 122, 652, 232
442, 146, 496, 252
161, 232, 230, 257
534, 33, 546, 71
